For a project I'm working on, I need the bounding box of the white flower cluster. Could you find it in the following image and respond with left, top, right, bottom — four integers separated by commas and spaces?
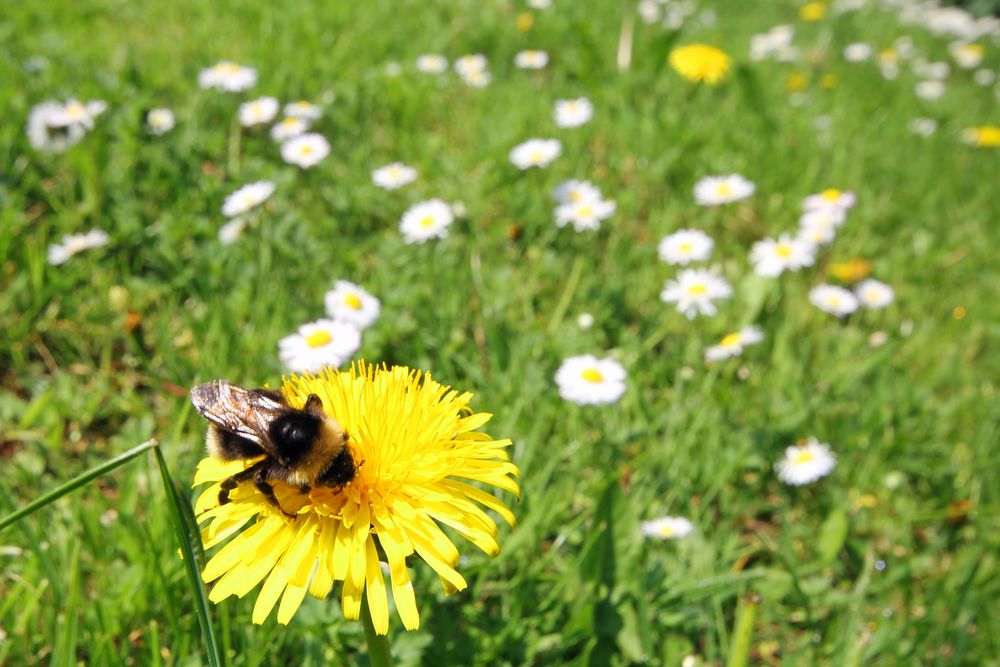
27, 99, 107, 152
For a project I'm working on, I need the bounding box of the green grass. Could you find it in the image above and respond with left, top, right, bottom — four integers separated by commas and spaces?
2, 0, 999, 665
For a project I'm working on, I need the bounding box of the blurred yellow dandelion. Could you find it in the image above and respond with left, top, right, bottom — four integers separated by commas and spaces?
829, 258, 872, 283
801, 2, 826, 21
194, 363, 519, 633
961, 126, 1000, 148
820, 73, 838, 89
516, 11, 534, 32
787, 72, 809, 93
669, 44, 732, 85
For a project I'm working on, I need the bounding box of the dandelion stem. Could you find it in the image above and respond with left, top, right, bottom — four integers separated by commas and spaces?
547, 255, 585, 334
360, 595, 394, 667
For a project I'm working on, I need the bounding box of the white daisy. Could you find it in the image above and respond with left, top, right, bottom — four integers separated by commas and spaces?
198, 61, 257, 92
281, 133, 330, 168
218, 218, 248, 245
270, 116, 309, 142
372, 162, 418, 190
843, 42, 873, 62
454, 54, 488, 78
809, 284, 860, 317
509, 138, 561, 169
693, 174, 755, 206
802, 188, 856, 213
856, 279, 894, 309
704, 326, 764, 362
47, 229, 110, 266
657, 229, 714, 265
528, 0, 552, 8
221, 181, 275, 217
400, 199, 454, 244
56, 99, 106, 130
974, 69, 996, 86
908, 117, 938, 137
283, 101, 322, 120
640, 516, 694, 540
515, 50, 549, 69
278, 319, 362, 373
776, 438, 836, 486
238, 96, 279, 127
915, 80, 946, 100
324, 280, 381, 329
147, 108, 175, 135
554, 198, 616, 232
554, 98, 594, 128
27, 101, 86, 152
913, 59, 950, 80
415, 54, 448, 74
750, 233, 816, 277
660, 269, 733, 319
554, 355, 627, 405
460, 69, 492, 88
553, 179, 602, 204
949, 42, 984, 69
798, 223, 836, 247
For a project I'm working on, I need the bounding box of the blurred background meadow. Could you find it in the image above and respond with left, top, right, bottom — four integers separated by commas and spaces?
2, 0, 1000, 664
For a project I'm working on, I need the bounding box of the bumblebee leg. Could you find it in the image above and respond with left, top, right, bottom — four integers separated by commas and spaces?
218, 461, 267, 506
253, 474, 297, 518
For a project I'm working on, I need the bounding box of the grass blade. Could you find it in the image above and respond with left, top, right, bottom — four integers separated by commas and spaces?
152, 444, 224, 667
0, 438, 158, 533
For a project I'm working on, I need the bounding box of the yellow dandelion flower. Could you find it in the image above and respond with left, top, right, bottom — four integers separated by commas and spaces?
193, 362, 519, 634
669, 44, 732, 85
820, 73, 838, 89
787, 72, 809, 93
801, 2, 826, 21
961, 126, 1000, 148
829, 258, 872, 283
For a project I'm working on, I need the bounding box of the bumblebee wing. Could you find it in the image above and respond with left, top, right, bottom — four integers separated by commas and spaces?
190, 381, 287, 452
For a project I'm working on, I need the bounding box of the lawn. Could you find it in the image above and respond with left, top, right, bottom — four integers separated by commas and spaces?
1, 0, 999, 665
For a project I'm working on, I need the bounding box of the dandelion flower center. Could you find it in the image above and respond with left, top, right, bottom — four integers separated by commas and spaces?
669, 44, 732, 85
581, 368, 604, 383
305, 330, 332, 348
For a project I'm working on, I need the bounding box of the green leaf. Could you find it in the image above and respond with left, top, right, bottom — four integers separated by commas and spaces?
0, 438, 159, 533
152, 445, 224, 667
817, 508, 849, 564
726, 595, 758, 667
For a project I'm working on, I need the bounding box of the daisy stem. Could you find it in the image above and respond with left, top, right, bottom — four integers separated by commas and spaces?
360, 595, 394, 667
546, 255, 585, 334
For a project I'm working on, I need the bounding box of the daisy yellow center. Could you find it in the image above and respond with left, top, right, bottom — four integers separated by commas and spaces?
218, 63, 240, 74
343, 293, 363, 310
775, 244, 793, 257
300, 145, 313, 155
282, 117, 298, 126
656, 525, 675, 537
688, 283, 708, 295
827, 296, 842, 307
388, 166, 402, 177
794, 450, 815, 464
720, 332, 742, 348
576, 204, 594, 217
821, 189, 842, 201
65, 103, 87, 119
419, 215, 436, 228
961, 44, 983, 56
581, 368, 604, 383
716, 182, 732, 197
678, 242, 693, 253
305, 330, 332, 347
530, 150, 544, 163
569, 190, 583, 202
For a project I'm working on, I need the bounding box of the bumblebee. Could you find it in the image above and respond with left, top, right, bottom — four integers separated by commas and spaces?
190, 381, 356, 516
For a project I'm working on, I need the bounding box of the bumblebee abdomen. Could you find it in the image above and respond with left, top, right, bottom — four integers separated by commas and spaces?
207, 425, 266, 460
